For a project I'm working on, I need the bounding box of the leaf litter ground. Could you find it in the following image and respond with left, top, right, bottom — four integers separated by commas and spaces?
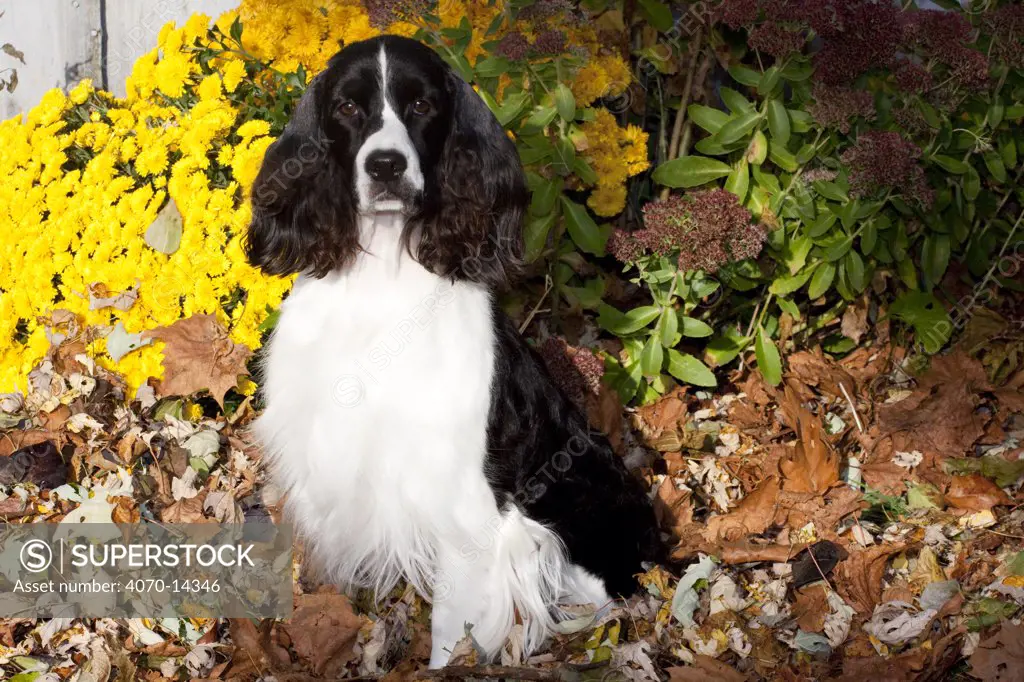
0, 312, 1022, 681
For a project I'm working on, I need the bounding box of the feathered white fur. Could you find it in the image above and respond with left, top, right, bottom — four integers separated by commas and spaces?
254, 214, 607, 666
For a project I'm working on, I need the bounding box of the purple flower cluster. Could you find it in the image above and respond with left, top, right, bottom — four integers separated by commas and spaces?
840, 130, 933, 208
749, 23, 807, 58
518, 0, 577, 21
532, 29, 568, 56
983, 4, 1024, 70
716, 0, 759, 30
806, 84, 876, 133
495, 29, 569, 60
365, 0, 429, 28
496, 32, 531, 60
813, 1, 903, 85
538, 337, 605, 410
891, 57, 933, 96
902, 10, 990, 92
610, 191, 765, 274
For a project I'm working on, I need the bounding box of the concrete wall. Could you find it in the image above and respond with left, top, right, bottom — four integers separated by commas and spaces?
0, 0, 237, 121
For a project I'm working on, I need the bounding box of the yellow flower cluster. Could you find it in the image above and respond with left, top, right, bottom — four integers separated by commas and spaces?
0, 0, 645, 394
578, 110, 650, 217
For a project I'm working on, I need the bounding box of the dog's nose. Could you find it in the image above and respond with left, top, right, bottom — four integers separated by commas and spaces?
365, 151, 407, 182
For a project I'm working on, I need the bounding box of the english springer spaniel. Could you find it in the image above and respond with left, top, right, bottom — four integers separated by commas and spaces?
245, 35, 662, 668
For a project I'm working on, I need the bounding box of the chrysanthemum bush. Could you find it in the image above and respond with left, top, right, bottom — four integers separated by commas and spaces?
595, 0, 1024, 403
4, 0, 1022, 405
0, 0, 645, 395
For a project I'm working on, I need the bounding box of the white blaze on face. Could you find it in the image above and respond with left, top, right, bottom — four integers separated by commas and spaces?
354, 45, 424, 213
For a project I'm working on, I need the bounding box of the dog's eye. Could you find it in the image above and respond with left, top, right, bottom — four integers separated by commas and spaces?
339, 101, 359, 117
411, 99, 431, 116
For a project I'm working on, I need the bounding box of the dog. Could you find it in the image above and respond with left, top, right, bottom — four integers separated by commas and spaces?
245, 34, 662, 668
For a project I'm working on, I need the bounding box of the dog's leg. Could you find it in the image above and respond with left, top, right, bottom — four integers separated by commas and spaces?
428, 539, 494, 668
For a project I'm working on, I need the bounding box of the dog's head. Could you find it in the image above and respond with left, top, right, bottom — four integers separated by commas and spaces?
245, 35, 526, 288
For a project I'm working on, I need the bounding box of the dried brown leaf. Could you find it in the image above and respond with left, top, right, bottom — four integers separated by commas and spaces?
144, 314, 252, 407
787, 349, 858, 399
877, 354, 989, 461
282, 591, 364, 676
668, 655, 747, 681
841, 298, 869, 345
793, 584, 829, 632
704, 475, 780, 543
778, 387, 840, 494
654, 477, 693, 537
970, 621, 1024, 682
945, 474, 1012, 512
159, 490, 209, 523
835, 543, 909, 616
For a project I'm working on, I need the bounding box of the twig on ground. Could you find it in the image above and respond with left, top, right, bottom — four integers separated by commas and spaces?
839, 381, 863, 433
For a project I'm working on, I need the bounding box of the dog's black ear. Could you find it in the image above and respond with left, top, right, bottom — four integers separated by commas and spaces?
245, 73, 359, 278
414, 73, 527, 289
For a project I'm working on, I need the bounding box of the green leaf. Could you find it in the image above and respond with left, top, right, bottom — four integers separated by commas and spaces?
652, 156, 733, 188
529, 178, 561, 217
553, 136, 576, 175
638, 0, 674, 31
769, 143, 798, 172
660, 308, 679, 346
1000, 137, 1017, 169
524, 211, 556, 262
796, 143, 816, 165
777, 297, 801, 319
807, 211, 837, 238
783, 235, 813, 275
989, 99, 1005, 128
984, 151, 1007, 183
767, 99, 790, 146
845, 249, 866, 292
964, 165, 981, 200
727, 64, 761, 87
813, 181, 847, 202
781, 59, 813, 82
714, 111, 762, 145
897, 256, 919, 290
770, 269, 814, 295
640, 335, 665, 375
704, 327, 747, 367
931, 154, 969, 174
597, 304, 661, 335
554, 83, 576, 121
724, 160, 749, 201
560, 196, 606, 255
573, 157, 598, 185
890, 291, 952, 354
667, 349, 717, 387
474, 55, 511, 78
719, 87, 754, 114
758, 67, 781, 96
688, 104, 730, 134
921, 233, 951, 287
746, 129, 768, 165
495, 92, 530, 126
755, 327, 782, 386
808, 262, 836, 299
679, 316, 714, 338
861, 220, 878, 255
823, 235, 854, 261
525, 105, 558, 129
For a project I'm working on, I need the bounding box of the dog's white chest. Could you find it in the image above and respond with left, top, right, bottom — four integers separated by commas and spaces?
255, 220, 497, 591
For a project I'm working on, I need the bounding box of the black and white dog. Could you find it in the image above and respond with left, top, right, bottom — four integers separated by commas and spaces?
246, 35, 661, 667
